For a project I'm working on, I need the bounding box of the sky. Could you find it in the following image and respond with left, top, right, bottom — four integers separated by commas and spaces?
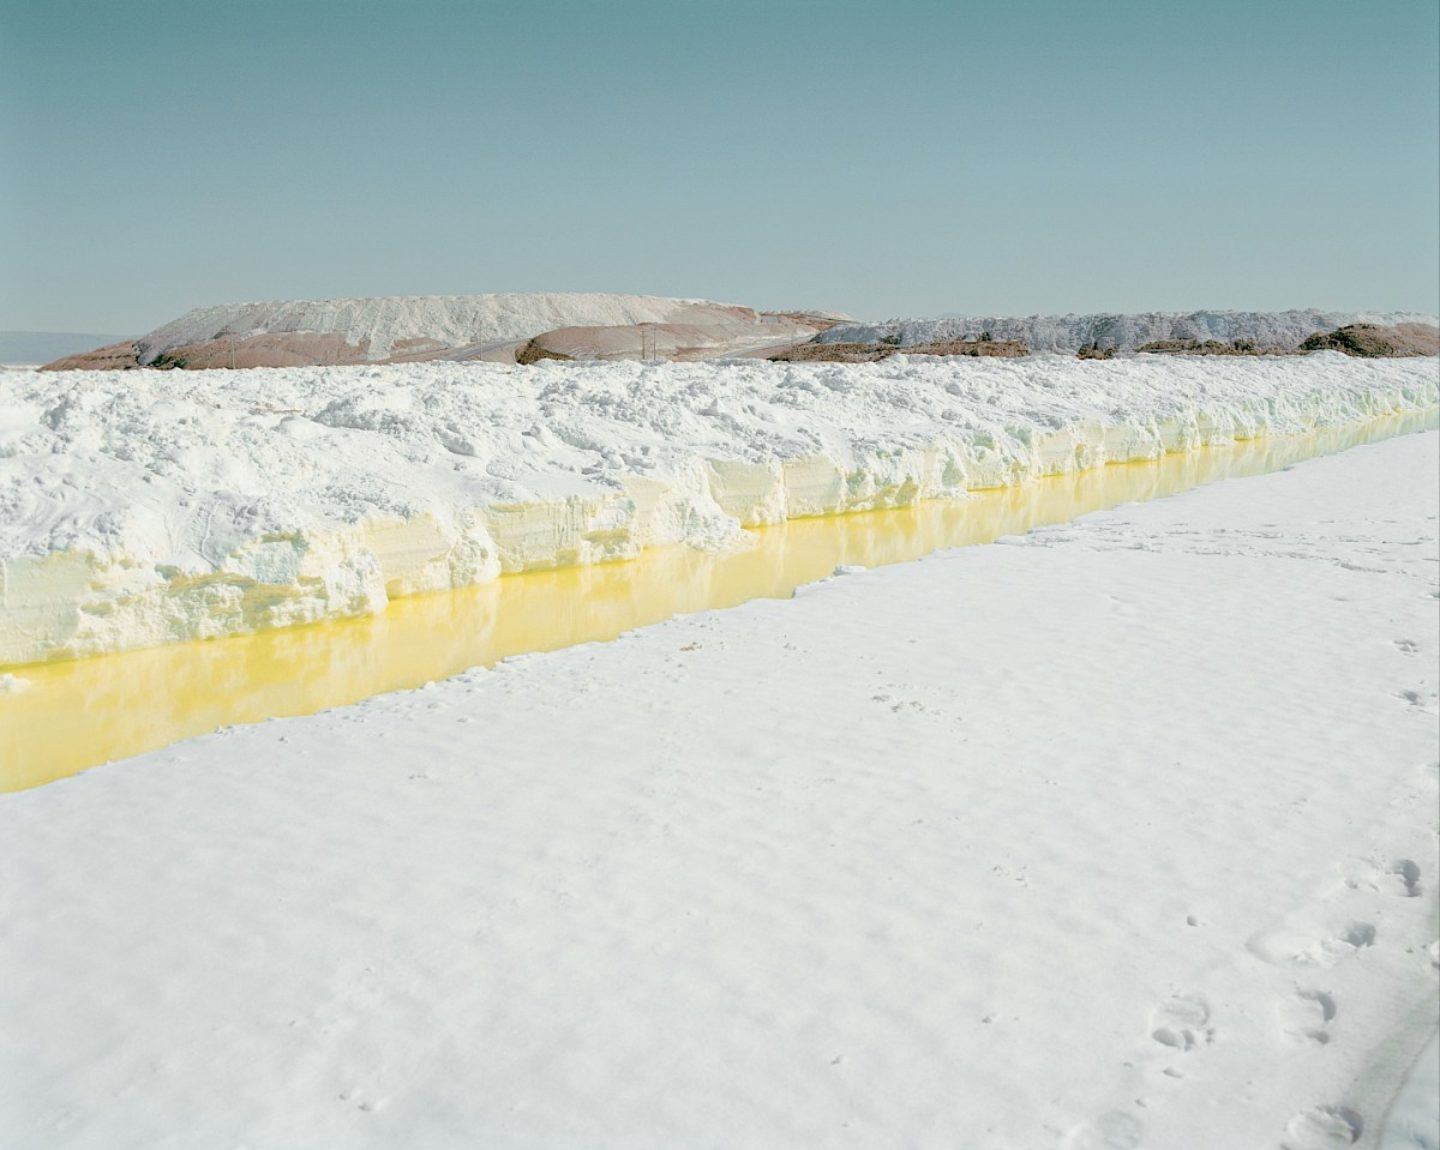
1, 0, 1437, 335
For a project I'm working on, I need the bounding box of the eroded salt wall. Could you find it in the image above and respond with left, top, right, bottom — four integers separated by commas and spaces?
2, 354, 1435, 664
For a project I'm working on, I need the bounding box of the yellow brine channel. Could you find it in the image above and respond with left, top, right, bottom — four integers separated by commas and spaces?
2, 412, 1434, 792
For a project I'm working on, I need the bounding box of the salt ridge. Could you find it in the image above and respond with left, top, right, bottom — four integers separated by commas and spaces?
1, 354, 1435, 665
819, 308, 1440, 351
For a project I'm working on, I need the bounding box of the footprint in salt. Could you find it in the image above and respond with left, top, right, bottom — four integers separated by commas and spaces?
1392, 859, 1422, 898
1282, 1104, 1363, 1148
1340, 857, 1422, 899
1247, 922, 1376, 968
1148, 994, 1214, 1053
1277, 990, 1336, 1045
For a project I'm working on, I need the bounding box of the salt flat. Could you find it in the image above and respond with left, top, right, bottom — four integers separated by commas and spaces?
2, 430, 1437, 1149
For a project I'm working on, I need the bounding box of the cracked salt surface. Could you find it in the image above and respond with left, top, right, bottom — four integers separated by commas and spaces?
2, 430, 1436, 1148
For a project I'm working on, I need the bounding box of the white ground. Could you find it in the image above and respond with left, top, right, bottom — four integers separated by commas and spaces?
3, 430, 1436, 1149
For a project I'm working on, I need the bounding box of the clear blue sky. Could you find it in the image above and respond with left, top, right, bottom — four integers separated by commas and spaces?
2, 0, 1437, 334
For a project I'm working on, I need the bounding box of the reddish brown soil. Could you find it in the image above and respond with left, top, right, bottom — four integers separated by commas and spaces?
1298, 323, 1440, 357
40, 340, 144, 371
1136, 339, 1301, 356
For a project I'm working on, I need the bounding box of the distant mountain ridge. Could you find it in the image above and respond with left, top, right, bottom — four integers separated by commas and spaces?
818, 310, 1440, 353
33, 304, 1440, 370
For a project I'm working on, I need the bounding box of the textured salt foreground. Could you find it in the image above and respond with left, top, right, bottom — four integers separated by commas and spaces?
2, 432, 1436, 1149
2, 354, 1435, 666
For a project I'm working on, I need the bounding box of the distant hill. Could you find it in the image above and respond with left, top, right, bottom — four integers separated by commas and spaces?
818, 310, 1440, 353
41, 294, 850, 370
0, 331, 127, 366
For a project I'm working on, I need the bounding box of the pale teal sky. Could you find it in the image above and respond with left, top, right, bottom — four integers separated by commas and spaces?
2, 0, 1437, 334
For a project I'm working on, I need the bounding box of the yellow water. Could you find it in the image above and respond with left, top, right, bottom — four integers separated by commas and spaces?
2, 412, 1434, 792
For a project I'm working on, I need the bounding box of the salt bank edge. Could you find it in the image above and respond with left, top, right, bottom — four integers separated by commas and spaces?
2, 355, 1435, 667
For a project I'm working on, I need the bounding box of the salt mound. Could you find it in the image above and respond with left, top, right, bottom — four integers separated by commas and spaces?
44, 294, 847, 370
138, 293, 752, 363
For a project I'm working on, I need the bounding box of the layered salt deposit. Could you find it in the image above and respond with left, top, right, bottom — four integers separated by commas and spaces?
1, 354, 1435, 665
820, 309, 1440, 351
92, 292, 842, 368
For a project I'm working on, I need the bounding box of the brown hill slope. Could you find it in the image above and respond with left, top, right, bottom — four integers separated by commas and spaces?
1298, 323, 1440, 358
